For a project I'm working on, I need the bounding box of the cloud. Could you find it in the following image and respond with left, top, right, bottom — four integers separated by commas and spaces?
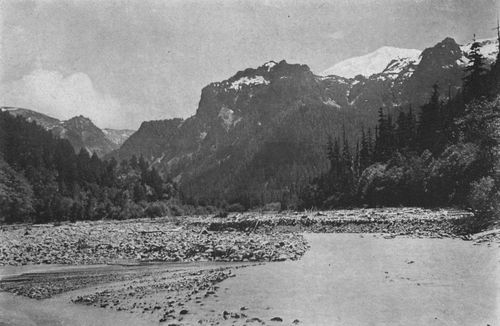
0, 69, 123, 128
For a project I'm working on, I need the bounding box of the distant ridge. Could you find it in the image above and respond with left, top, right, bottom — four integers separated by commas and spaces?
0, 107, 134, 156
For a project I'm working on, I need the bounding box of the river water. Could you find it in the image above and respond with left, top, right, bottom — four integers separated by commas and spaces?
1, 233, 499, 326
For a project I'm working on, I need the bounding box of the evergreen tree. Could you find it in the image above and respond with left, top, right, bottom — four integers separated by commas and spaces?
490, 23, 500, 97
463, 39, 489, 101
418, 83, 443, 153
0, 111, 177, 223
359, 127, 372, 171
374, 108, 395, 161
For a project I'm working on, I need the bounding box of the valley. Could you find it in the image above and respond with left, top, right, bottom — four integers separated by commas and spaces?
0, 209, 498, 326
1, 3, 500, 325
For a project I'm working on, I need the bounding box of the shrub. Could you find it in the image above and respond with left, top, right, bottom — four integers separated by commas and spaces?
145, 201, 168, 217
226, 203, 246, 213
263, 202, 281, 212
168, 204, 185, 217
426, 142, 481, 205
468, 177, 499, 213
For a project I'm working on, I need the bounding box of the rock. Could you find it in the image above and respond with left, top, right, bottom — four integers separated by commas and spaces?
277, 254, 289, 261
179, 309, 188, 315
246, 317, 264, 323
270, 316, 283, 322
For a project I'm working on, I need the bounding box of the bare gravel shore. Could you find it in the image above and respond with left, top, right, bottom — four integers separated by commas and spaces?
0, 208, 473, 267
197, 207, 474, 235
0, 208, 496, 326
0, 221, 307, 266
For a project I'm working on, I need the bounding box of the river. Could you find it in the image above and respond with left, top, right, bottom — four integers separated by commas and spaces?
1, 233, 498, 325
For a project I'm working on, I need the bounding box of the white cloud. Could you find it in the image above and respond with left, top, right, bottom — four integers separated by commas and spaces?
0, 69, 123, 128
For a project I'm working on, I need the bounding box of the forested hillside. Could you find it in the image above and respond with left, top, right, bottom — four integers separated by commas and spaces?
110, 37, 498, 208
2, 108, 132, 157
1, 36, 499, 228
302, 39, 500, 229
0, 113, 176, 223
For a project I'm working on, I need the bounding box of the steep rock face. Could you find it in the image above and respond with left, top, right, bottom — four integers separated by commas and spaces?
111, 38, 499, 205
402, 37, 464, 104
0, 108, 124, 157
114, 61, 341, 203
111, 118, 185, 163
61, 116, 116, 157
102, 129, 135, 147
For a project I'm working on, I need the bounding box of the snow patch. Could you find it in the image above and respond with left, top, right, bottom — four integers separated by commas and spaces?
460, 38, 499, 64
323, 98, 341, 108
218, 106, 239, 131
382, 55, 421, 78
263, 61, 277, 71
229, 76, 269, 90
152, 153, 165, 165
321, 46, 421, 78
0, 107, 19, 112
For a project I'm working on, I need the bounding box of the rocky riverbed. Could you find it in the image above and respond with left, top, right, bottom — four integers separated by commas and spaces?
0, 208, 497, 326
0, 221, 308, 266
0, 208, 473, 267
195, 207, 474, 235
1, 232, 498, 326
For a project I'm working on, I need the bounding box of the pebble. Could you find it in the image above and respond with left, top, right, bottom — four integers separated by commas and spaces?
0, 219, 308, 266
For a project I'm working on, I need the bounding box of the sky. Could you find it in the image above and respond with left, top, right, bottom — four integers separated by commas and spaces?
0, 0, 498, 129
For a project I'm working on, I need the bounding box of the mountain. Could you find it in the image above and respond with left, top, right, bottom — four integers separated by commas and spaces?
102, 128, 135, 147
0, 107, 131, 157
321, 46, 422, 78
111, 37, 498, 206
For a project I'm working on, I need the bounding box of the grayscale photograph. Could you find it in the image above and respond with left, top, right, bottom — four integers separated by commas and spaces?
0, 0, 499, 325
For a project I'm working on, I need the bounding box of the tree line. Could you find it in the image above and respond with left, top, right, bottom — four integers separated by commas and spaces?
0, 112, 178, 223
300, 38, 500, 229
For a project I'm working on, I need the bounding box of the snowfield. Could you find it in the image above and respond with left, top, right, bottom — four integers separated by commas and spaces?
321, 46, 421, 78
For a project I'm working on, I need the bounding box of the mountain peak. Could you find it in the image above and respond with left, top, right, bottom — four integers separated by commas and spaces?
2, 108, 128, 157
321, 46, 421, 79
460, 37, 499, 63
64, 115, 97, 130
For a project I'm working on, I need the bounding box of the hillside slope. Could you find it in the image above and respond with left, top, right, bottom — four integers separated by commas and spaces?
0, 107, 131, 156
111, 37, 498, 206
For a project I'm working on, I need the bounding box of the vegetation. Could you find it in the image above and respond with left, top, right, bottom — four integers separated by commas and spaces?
0, 112, 178, 223
1, 37, 499, 230
301, 39, 500, 230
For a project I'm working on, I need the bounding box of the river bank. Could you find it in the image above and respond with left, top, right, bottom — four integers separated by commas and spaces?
0, 233, 498, 326
0, 208, 473, 267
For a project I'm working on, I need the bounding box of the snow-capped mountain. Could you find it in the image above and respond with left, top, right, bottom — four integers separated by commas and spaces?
108, 37, 498, 205
321, 46, 421, 78
459, 38, 499, 65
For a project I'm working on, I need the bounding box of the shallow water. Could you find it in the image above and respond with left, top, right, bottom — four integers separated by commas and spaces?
1, 234, 499, 326
189, 233, 500, 325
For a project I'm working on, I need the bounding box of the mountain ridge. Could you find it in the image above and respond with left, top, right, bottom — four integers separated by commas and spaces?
321, 46, 422, 78
0, 107, 133, 156
110, 36, 498, 206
